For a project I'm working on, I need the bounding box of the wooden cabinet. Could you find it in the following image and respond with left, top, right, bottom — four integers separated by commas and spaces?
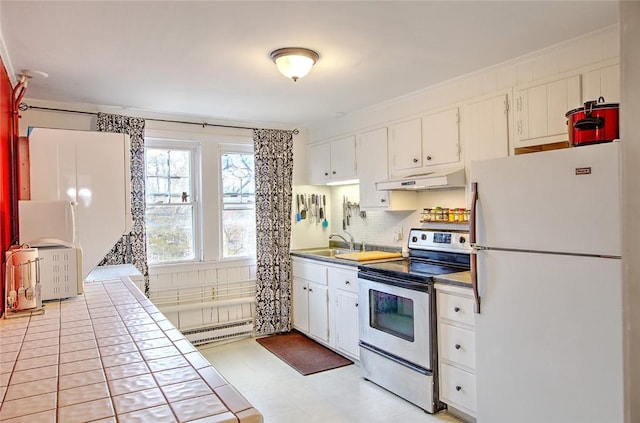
514, 74, 582, 147
309, 135, 357, 184
435, 283, 477, 420
357, 128, 416, 211
292, 258, 329, 342
464, 92, 510, 173
328, 266, 359, 360
389, 107, 461, 178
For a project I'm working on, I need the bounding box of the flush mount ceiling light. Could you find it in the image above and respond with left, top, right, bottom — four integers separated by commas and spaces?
270, 47, 319, 82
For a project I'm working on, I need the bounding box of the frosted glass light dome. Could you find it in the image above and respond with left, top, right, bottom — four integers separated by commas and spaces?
270, 48, 319, 82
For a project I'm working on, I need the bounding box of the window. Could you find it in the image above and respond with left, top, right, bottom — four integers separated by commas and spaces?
221, 147, 255, 258
145, 142, 200, 264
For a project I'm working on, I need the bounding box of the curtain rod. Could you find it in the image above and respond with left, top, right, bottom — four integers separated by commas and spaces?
18, 103, 299, 135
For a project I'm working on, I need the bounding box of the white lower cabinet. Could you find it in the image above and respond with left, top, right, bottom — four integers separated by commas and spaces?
435, 282, 477, 421
292, 258, 329, 342
328, 266, 359, 360
291, 257, 359, 360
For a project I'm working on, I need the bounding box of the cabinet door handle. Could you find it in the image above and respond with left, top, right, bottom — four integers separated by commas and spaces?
324, 172, 329, 176
454, 307, 460, 312
308, 288, 313, 293
380, 198, 386, 203
455, 344, 461, 350
303, 286, 307, 290
345, 280, 350, 285
456, 385, 462, 392
426, 155, 432, 161
332, 170, 336, 175
413, 158, 418, 163
355, 303, 359, 307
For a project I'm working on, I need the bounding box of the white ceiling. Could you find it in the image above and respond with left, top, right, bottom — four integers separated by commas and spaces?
0, 1, 619, 127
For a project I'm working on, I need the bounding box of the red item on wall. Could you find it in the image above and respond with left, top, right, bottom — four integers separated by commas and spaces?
1, 56, 15, 317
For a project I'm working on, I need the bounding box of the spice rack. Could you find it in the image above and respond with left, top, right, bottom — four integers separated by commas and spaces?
420, 207, 470, 224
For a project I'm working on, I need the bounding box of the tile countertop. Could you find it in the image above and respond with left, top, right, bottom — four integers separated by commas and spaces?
0, 273, 262, 423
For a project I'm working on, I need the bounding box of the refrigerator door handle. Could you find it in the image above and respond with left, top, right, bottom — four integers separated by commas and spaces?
470, 182, 481, 314
470, 182, 478, 245
471, 251, 480, 314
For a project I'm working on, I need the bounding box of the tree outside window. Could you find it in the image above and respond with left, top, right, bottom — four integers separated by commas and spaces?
221, 150, 255, 258
145, 146, 197, 264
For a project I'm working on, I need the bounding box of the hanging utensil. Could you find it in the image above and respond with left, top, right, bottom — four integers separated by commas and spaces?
301, 194, 307, 220
322, 195, 328, 228
342, 196, 347, 230
295, 194, 301, 222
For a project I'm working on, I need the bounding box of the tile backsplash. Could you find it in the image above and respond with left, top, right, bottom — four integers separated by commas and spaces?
317, 184, 467, 249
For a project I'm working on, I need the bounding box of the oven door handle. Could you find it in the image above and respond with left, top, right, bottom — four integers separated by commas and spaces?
470, 182, 481, 314
359, 341, 431, 375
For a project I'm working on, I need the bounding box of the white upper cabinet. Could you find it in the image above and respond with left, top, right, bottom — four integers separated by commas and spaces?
389, 107, 461, 178
514, 74, 582, 147
464, 92, 510, 169
357, 127, 416, 210
309, 135, 357, 184
389, 118, 422, 173
422, 107, 461, 167
583, 63, 620, 104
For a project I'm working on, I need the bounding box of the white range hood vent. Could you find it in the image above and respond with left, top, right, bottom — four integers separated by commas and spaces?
376, 167, 466, 191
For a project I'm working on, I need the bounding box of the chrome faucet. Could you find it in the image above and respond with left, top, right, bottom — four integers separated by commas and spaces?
329, 231, 356, 251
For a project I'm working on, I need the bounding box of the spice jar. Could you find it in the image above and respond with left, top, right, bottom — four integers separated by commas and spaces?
434, 206, 442, 221
448, 208, 455, 222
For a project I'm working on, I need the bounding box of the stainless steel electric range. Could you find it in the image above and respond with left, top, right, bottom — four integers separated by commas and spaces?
357, 228, 471, 413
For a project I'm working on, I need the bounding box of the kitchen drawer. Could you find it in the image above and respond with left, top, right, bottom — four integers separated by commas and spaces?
292, 259, 328, 285
440, 363, 477, 414
328, 267, 358, 294
439, 323, 476, 371
438, 292, 475, 327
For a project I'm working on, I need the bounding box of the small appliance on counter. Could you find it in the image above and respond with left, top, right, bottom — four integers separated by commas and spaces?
18, 200, 83, 300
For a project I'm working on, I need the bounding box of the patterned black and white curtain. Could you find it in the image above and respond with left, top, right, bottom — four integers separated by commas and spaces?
253, 129, 294, 335
96, 113, 150, 295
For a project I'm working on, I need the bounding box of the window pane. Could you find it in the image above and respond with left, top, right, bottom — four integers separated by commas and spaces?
222, 208, 256, 257
145, 145, 196, 264
221, 151, 255, 258
146, 205, 195, 263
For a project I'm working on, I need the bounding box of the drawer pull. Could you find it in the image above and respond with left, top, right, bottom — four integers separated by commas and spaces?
303, 287, 307, 291
456, 385, 462, 392
455, 344, 461, 350
345, 280, 351, 285
454, 307, 460, 312
308, 288, 314, 293
355, 303, 359, 307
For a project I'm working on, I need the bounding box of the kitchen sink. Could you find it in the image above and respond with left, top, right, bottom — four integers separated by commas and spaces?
302, 248, 355, 258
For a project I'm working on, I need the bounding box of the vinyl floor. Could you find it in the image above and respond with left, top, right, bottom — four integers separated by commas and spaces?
199, 337, 464, 423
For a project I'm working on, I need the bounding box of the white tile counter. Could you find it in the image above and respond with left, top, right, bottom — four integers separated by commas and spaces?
0, 271, 262, 423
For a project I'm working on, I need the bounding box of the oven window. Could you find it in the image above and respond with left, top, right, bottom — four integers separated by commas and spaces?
369, 289, 414, 342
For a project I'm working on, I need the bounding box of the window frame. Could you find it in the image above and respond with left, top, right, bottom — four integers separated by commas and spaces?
144, 138, 202, 265
219, 143, 256, 260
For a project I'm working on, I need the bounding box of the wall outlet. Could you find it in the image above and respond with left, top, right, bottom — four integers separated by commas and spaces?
392, 226, 404, 242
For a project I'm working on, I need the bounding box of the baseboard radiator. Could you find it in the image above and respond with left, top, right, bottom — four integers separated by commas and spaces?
182, 318, 254, 346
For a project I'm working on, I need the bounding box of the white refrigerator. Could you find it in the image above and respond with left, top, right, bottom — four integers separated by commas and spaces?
469, 141, 624, 423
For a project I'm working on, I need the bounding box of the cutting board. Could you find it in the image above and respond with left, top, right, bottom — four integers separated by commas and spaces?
335, 250, 402, 261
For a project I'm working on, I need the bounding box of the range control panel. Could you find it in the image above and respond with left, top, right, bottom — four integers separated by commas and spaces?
407, 228, 471, 253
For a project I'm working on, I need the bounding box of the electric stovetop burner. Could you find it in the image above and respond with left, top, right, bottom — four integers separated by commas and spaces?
358, 228, 471, 281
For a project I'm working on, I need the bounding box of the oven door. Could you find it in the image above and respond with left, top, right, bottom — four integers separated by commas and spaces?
358, 272, 432, 371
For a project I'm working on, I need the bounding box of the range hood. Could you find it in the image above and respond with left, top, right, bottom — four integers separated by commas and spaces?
376, 167, 466, 191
